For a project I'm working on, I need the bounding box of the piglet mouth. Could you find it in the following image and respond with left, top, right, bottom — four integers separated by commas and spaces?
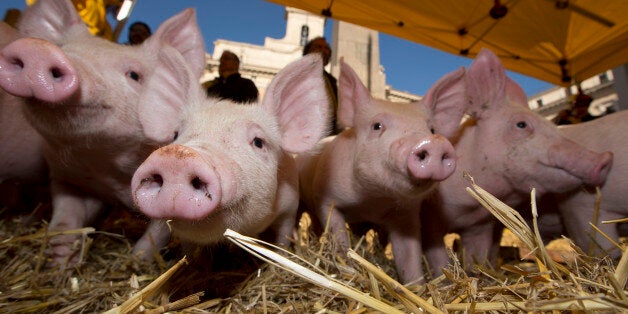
403, 178, 438, 198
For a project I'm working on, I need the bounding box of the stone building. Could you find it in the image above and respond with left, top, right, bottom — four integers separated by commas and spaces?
529, 69, 621, 120
200, 7, 420, 102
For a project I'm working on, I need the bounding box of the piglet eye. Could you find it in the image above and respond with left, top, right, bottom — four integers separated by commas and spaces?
372, 122, 383, 131
127, 70, 141, 81
516, 121, 527, 129
252, 137, 264, 148
430, 128, 435, 134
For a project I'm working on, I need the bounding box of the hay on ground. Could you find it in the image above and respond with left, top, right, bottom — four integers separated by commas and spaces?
0, 176, 626, 313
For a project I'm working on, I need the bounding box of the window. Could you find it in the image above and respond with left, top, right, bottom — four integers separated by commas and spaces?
599, 72, 609, 84
536, 99, 543, 108
300, 25, 309, 46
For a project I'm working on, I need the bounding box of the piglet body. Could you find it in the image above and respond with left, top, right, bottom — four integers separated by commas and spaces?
0, 22, 48, 184
420, 49, 613, 274
298, 60, 463, 283
0, 0, 207, 266
0, 93, 48, 184
0, 21, 49, 212
132, 54, 330, 246
533, 111, 627, 257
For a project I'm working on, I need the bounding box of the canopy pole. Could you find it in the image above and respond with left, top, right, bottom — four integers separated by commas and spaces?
612, 64, 628, 111
112, 0, 138, 42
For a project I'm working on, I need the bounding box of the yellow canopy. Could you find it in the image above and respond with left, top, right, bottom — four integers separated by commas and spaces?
267, 0, 628, 86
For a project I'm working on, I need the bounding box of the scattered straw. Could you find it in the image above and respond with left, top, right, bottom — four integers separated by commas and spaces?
347, 249, 442, 313
104, 256, 188, 314
224, 229, 403, 313
2, 174, 627, 313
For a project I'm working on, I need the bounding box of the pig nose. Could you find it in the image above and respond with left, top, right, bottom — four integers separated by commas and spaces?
408, 135, 456, 181
132, 144, 222, 220
0, 37, 78, 102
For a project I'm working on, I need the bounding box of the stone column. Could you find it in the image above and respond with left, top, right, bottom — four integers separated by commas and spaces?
331, 20, 386, 98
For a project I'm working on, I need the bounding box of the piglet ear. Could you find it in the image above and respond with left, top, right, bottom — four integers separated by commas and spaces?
139, 8, 206, 144
18, 0, 90, 44
262, 53, 330, 154
506, 76, 529, 107
0, 22, 19, 48
465, 48, 508, 118
139, 47, 201, 144
422, 67, 466, 138
146, 8, 206, 79
338, 59, 371, 129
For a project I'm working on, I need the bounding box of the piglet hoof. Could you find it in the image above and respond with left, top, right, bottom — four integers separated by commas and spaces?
130, 221, 171, 262
46, 233, 84, 269
130, 242, 158, 262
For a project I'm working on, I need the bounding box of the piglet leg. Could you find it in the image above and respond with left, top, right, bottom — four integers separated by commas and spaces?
47, 183, 104, 268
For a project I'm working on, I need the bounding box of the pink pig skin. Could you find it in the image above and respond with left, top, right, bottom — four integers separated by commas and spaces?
531, 111, 627, 258
0, 0, 206, 267
420, 48, 613, 274
0, 22, 48, 184
0, 92, 48, 184
0, 21, 49, 213
0, 22, 19, 47
132, 54, 330, 246
297, 60, 464, 284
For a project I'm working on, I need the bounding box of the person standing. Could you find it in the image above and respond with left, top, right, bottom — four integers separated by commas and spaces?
127, 21, 151, 45
3, 8, 21, 27
303, 36, 339, 134
206, 50, 259, 103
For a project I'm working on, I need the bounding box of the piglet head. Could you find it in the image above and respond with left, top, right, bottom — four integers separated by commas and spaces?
3, 0, 206, 146
132, 54, 331, 244
463, 48, 612, 196
337, 60, 457, 198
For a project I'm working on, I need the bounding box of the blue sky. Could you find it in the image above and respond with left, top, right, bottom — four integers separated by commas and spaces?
1, 0, 553, 97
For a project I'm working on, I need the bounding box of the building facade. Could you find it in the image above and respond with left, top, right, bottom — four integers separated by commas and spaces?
529, 69, 620, 120
201, 7, 420, 102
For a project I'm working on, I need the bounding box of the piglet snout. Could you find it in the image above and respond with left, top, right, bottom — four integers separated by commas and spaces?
408, 135, 456, 181
132, 144, 222, 220
0, 37, 78, 102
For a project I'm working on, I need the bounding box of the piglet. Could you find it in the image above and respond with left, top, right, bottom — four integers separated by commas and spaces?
420, 48, 613, 274
0, 22, 48, 184
531, 111, 626, 258
0, 91, 47, 185
297, 60, 463, 283
132, 54, 330, 247
0, 21, 49, 212
0, 0, 207, 267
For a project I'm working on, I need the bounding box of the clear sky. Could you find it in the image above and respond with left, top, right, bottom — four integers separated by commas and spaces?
1, 0, 553, 97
